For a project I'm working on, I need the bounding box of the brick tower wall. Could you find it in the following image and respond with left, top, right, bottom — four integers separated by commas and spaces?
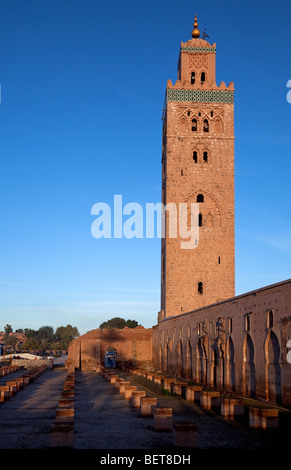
161, 35, 235, 319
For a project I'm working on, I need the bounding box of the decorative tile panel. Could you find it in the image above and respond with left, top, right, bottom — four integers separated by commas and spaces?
181, 46, 216, 53
167, 88, 234, 104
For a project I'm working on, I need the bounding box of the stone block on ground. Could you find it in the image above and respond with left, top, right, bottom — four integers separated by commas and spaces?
154, 408, 173, 431
50, 422, 74, 447
173, 422, 198, 448
131, 390, 146, 408
140, 397, 158, 417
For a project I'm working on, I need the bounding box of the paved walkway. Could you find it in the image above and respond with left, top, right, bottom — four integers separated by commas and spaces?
0, 366, 67, 449
74, 371, 173, 449
74, 371, 265, 450
0, 365, 289, 450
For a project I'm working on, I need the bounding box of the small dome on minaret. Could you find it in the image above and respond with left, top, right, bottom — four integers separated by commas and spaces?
191, 15, 200, 38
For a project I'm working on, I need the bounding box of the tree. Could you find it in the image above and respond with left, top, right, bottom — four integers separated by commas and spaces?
38, 326, 55, 347
24, 337, 40, 350
24, 329, 38, 340
54, 325, 79, 350
125, 319, 139, 328
0, 324, 79, 352
99, 317, 140, 329
5, 334, 17, 349
4, 324, 13, 337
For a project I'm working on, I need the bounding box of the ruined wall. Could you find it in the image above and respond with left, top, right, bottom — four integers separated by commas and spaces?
11, 358, 53, 369
67, 326, 153, 371
153, 279, 291, 407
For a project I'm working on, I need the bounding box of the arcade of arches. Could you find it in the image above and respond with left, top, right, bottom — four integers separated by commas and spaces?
153, 279, 291, 407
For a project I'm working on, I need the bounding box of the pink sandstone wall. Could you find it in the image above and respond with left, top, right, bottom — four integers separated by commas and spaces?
153, 279, 291, 407
161, 35, 235, 319
67, 326, 153, 371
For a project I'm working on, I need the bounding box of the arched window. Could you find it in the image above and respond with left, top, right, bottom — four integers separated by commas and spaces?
198, 282, 203, 295
268, 310, 274, 328
191, 72, 196, 84
203, 151, 208, 162
192, 118, 197, 132
193, 151, 198, 163
203, 119, 209, 132
199, 213, 203, 227
201, 72, 206, 84
197, 194, 204, 202
215, 119, 221, 133
228, 317, 233, 334
245, 314, 251, 332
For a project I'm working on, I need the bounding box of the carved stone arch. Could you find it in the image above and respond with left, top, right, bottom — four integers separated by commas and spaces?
214, 116, 223, 133
163, 340, 171, 374
242, 333, 256, 397
160, 341, 164, 371
226, 335, 235, 391
191, 145, 199, 164
264, 330, 281, 404
210, 342, 220, 388
201, 145, 210, 163
186, 339, 193, 380
178, 114, 188, 134
190, 114, 199, 132
202, 116, 210, 133
178, 338, 185, 378
190, 69, 196, 85
183, 189, 223, 228
196, 337, 207, 385
183, 188, 220, 207
200, 69, 207, 85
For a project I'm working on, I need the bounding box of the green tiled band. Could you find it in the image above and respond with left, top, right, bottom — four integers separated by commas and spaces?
181, 46, 216, 53
167, 88, 234, 104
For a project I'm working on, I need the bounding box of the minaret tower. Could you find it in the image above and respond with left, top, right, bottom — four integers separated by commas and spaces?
160, 15, 235, 320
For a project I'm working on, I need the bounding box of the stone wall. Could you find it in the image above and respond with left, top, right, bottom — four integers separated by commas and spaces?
153, 279, 291, 407
11, 358, 53, 369
66, 326, 153, 371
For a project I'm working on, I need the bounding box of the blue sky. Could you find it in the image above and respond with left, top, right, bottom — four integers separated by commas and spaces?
0, 0, 290, 335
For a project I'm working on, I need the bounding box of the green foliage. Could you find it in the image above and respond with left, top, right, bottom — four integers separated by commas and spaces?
54, 325, 80, 350
125, 319, 139, 328
99, 317, 140, 330
4, 335, 17, 347
4, 324, 13, 337
20, 324, 80, 351
24, 337, 40, 350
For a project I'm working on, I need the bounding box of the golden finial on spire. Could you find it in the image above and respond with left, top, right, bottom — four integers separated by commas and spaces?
191, 14, 200, 38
